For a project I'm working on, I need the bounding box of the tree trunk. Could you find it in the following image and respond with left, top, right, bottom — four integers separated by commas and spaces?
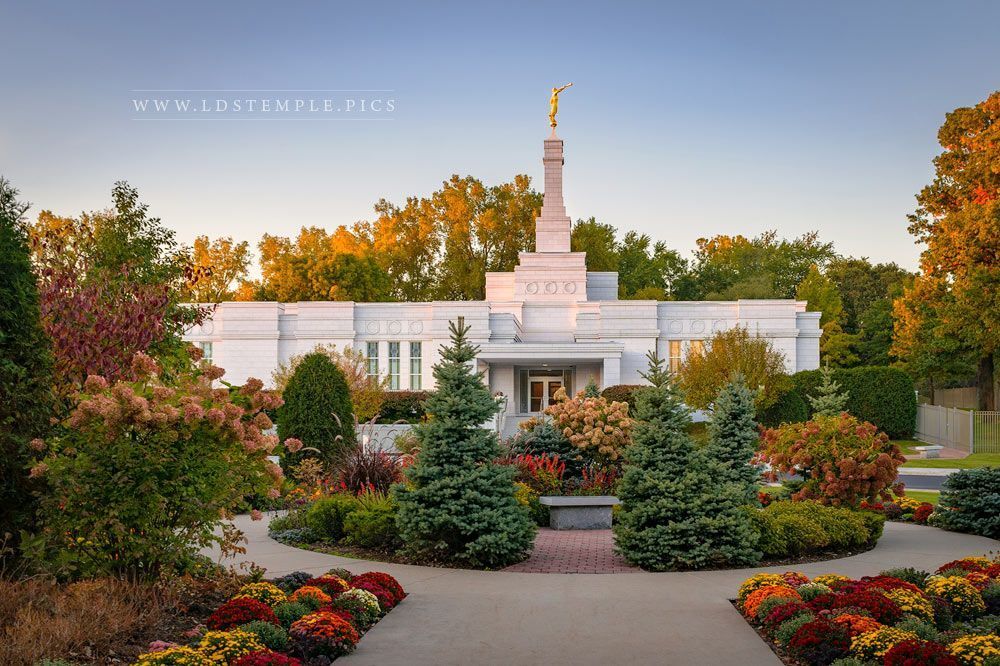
976, 354, 996, 411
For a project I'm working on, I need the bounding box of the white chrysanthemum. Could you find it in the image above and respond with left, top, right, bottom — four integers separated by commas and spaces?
342, 587, 381, 613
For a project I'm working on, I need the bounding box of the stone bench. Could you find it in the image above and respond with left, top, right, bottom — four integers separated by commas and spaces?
914, 445, 944, 459
539, 496, 620, 530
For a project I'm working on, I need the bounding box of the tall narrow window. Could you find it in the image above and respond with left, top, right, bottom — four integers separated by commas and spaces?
199, 341, 213, 364
689, 339, 704, 358
388, 342, 400, 390
366, 341, 379, 380
409, 341, 422, 390
669, 340, 682, 375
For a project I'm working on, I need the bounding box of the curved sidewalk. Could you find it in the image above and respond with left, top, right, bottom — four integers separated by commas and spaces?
212, 515, 998, 666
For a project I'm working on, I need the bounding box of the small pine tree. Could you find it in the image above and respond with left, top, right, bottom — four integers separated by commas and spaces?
0, 178, 53, 552
614, 352, 759, 571
583, 377, 600, 398
394, 318, 535, 568
277, 352, 356, 472
808, 364, 849, 417
705, 374, 760, 504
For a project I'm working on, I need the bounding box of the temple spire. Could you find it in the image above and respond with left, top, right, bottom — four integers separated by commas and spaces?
535, 134, 572, 252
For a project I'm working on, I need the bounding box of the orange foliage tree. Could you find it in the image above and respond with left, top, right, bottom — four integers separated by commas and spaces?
894, 91, 1000, 410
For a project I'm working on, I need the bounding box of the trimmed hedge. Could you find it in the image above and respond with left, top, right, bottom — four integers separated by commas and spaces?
746, 500, 884, 558
600, 384, 647, 410
757, 388, 809, 428
789, 366, 916, 438
376, 390, 430, 423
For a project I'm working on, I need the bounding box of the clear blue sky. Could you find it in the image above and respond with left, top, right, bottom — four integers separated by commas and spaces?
3, 0, 999, 270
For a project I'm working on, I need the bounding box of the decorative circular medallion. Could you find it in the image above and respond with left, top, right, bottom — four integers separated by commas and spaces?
526, 282, 539, 294
667, 320, 682, 334
690, 319, 706, 334
544, 281, 557, 294
200, 321, 214, 335
387, 320, 402, 335
712, 319, 727, 333
408, 321, 423, 334
365, 321, 379, 334
564, 281, 577, 294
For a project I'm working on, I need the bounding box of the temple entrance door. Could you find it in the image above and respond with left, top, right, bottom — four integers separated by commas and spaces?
528, 373, 564, 413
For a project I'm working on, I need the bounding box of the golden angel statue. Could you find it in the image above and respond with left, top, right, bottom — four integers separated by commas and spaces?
549, 82, 573, 128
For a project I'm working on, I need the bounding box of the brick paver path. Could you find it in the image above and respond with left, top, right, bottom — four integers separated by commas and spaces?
502, 528, 640, 573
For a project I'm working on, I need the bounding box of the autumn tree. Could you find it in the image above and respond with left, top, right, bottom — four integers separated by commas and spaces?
894, 91, 1000, 409
677, 326, 789, 411
182, 235, 251, 302
30, 182, 205, 395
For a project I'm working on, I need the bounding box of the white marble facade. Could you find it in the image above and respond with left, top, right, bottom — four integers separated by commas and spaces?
185, 132, 821, 436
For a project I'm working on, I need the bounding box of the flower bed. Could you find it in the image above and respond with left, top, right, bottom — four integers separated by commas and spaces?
735, 555, 1000, 665
136, 569, 405, 664
861, 494, 936, 526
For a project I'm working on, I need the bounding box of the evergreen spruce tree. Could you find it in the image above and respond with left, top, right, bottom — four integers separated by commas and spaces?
394, 318, 535, 568
705, 374, 760, 504
277, 352, 356, 473
808, 364, 849, 416
583, 377, 600, 398
0, 178, 53, 551
614, 352, 759, 570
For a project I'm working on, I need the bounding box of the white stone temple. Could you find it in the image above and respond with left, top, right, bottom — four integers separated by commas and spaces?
185, 131, 821, 436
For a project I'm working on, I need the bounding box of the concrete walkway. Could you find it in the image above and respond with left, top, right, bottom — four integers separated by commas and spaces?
211, 515, 998, 666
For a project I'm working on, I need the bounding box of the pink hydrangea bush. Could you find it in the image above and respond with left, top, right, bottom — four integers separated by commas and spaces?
24, 351, 287, 577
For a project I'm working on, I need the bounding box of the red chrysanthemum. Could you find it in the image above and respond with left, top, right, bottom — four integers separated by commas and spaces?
350, 572, 406, 604
830, 590, 903, 624
936, 558, 988, 574
883, 639, 960, 666
304, 576, 350, 597
762, 602, 812, 636
233, 650, 303, 666
206, 597, 279, 630
787, 619, 850, 665
350, 581, 395, 610
289, 611, 359, 658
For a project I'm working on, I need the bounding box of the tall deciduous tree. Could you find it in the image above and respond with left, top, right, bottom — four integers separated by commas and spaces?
0, 178, 53, 552
394, 318, 535, 567
571, 217, 620, 272
894, 91, 1000, 410
183, 235, 251, 303
796, 264, 858, 367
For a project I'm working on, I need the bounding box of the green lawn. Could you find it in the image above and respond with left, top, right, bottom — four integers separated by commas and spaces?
900, 453, 1000, 469
896, 489, 941, 506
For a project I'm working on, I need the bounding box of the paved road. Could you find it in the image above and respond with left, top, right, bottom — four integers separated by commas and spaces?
899, 473, 947, 490
209, 515, 998, 666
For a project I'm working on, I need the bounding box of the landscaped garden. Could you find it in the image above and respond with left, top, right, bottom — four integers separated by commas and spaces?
735, 555, 1000, 665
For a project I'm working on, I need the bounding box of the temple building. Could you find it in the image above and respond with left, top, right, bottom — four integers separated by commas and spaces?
185, 131, 821, 436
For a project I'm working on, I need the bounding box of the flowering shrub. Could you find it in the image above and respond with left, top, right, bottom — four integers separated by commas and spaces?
914, 503, 935, 524
350, 580, 395, 610
780, 571, 811, 588
883, 639, 959, 666
851, 627, 919, 661
23, 354, 285, 578
288, 611, 359, 658
925, 576, 986, 619
948, 634, 1000, 665
329, 588, 381, 627
831, 613, 882, 637
206, 597, 279, 630
232, 651, 303, 666
198, 629, 266, 665
303, 576, 349, 597
350, 572, 406, 604
288, 586, 332, 607
759, 413, 906, 506
787, 618, 850, 664
882, 588, 935, 623
539, 387, 632, 465
743, 585, 801, 618
135, 647, 214, 666
234, 583, 288, 608
795, 583, 832, 602
737, 555, 999, 666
